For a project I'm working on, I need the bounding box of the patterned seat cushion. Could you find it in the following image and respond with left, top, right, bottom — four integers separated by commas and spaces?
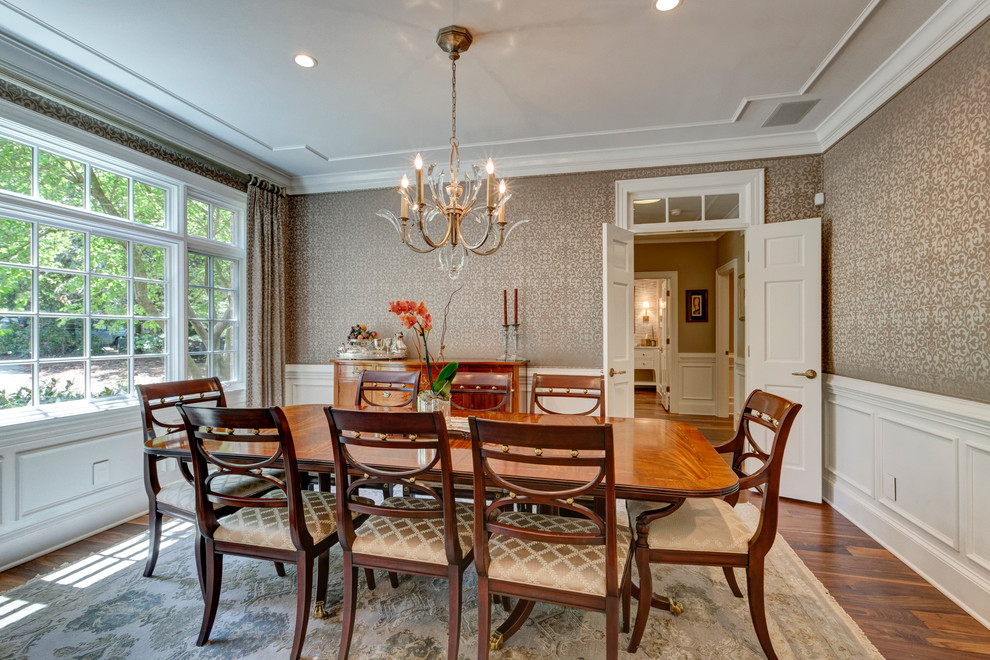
156, 469, 285, 512
626, 497, 752, 554
351, 497, 474, 565
213, 489, 346, 550
486, 511, 632, 596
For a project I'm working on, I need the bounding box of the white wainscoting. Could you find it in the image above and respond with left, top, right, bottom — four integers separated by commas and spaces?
824, 375, 990, 628
674, 353, 717, 416
0, 387, 245, 572
284, 364, 603, 414
734, 359, 746, 425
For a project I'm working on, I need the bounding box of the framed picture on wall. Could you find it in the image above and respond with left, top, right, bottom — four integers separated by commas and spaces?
686, 289, 708, 323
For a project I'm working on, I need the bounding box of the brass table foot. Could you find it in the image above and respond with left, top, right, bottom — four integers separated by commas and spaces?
312, 600, 327, 619
669, 599, 684, 615
489, 631, 504, 650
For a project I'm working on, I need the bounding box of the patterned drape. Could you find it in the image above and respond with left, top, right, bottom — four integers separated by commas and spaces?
246, 176, 287, 406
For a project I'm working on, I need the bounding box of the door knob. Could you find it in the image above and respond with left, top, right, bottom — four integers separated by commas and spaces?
791, 369, 818, 379
608, 368, 627, 378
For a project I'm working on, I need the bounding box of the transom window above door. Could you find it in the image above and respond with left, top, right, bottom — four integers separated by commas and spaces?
615, 169, 764, 233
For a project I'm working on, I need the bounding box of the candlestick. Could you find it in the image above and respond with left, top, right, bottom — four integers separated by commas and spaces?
500, 323, 511, 361
514, 289, 518, 325
400, 175, 409, 219
503, 289, 508, 325
486, 158, 495, 209
414, 153, 424, 206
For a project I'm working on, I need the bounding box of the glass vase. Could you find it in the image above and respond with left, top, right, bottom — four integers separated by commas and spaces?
418, 391, 451, 424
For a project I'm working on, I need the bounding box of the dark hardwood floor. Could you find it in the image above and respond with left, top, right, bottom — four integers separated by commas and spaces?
2, 393, 988, 658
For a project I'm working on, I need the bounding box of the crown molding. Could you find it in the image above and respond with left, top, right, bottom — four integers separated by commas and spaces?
287, 131, 821, 195
0, 28, 290, 187
817, 0, 990, 151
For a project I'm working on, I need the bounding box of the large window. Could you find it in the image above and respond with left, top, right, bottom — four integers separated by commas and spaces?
0, 128, 245, 415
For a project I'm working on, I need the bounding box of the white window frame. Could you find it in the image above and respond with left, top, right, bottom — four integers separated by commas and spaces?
0, 115, 246, 426
615, 169, 765, 234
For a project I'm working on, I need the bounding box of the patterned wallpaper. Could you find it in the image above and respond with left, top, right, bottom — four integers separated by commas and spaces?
822, 20, 990, 402
286, 155, 821, 367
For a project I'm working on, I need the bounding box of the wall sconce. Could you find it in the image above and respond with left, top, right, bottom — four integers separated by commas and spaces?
642, 300, 650, 322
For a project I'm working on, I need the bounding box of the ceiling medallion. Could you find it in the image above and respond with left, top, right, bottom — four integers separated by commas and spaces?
377, 25, 528, 280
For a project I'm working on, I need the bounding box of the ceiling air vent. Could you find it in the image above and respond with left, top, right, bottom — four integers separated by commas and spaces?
762, 99, 819, 127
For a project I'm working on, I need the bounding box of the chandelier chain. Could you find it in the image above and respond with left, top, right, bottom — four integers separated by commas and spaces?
450, 58, 459, 176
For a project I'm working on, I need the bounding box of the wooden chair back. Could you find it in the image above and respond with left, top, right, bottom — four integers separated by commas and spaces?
324, 408, 463, 563
468, 417, 620, 596
450, 372, 512, 412
355, 369, 420, 410
137, 377, 226, 442
529, 373, 605, 420
722, 390, 802, 550
176, 405, 313, 549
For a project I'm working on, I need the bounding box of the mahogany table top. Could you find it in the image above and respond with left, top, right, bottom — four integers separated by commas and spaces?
145, 405, 739, 501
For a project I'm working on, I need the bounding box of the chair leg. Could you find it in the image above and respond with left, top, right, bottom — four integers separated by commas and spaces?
274, 562, 287, 577
388, 571, 400, 588
143, 510, 163, 577
339, 553, 359, 660
477, 577, 491, 660
364, 568, 377, 590
290, 552, 313, 660
606, 595, 620, 660
196, 542, 223, 646
499, 595, 512, 613
723, 566, 743, 598
621, 570, 631, 633
746, 558, 778, 660
195, 535, 207, 601
313, 551, 329, 619
447, 565, 463, 659
628, 548, 652, 653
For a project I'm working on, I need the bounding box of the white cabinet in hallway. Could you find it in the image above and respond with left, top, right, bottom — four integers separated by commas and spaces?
634, 347, 661, 391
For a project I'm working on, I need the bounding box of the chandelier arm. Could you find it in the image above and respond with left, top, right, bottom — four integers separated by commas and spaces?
456, 209, 496, 251
417, 205, 453, 249
468, 227, 505, 256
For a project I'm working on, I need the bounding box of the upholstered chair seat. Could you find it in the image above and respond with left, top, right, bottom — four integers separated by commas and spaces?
214, 490, 369, 551
156, 469, 285, 512
487, 511, 632, 596
625, 497, 752, 554
351, 496, 474, 564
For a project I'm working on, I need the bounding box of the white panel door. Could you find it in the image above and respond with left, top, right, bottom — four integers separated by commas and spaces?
746, 217, 822, 502
603, 223, 635, 418
659, 280, 671, 410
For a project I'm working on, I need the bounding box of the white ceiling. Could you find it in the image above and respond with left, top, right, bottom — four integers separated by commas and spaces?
0, 0, 983, 193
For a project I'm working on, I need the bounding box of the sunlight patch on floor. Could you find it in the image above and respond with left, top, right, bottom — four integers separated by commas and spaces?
0, 596, 47, 629
40, 519, 194, 589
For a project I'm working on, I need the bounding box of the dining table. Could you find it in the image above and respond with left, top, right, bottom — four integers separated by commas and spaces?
145, 404, 739, 648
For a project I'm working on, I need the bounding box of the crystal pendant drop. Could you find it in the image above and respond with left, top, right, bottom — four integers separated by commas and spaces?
438, 242, 467, 279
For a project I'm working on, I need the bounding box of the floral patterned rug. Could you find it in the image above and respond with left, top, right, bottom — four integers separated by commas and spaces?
0, 504, 883, 659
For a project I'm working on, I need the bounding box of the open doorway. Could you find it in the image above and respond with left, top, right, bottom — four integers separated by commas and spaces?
632, 231, 744, 429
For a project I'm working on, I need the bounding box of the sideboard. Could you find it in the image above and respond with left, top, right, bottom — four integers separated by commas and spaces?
330, 358, 529, 412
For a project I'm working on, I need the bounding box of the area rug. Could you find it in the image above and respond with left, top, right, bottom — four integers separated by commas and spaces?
0, 504, 883, 659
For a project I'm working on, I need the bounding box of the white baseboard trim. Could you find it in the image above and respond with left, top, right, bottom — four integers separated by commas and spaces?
0, 485, 146, 572
824, 374, 990, 630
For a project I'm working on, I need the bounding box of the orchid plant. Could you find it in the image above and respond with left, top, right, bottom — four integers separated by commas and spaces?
387, 300, 458, 398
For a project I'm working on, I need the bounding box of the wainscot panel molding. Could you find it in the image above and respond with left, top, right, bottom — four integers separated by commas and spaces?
824, 374, 990, 629
733, 359, 746, 424
285, 364, 602, 415
0, 387, 244, 572
675, 353, 718, 416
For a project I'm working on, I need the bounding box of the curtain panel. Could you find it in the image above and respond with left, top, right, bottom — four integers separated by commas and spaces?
246, 177, 287, 406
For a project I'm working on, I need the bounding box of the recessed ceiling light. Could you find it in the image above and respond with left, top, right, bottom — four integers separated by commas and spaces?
655, 0, 680, 11
294, 54, 317, 68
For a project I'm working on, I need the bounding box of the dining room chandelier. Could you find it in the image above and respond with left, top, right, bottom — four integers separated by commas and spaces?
377, 25, 527, 280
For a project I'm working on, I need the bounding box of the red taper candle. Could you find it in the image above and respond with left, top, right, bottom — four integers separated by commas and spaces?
503, 289, 508, 325
514, 288, 518, 324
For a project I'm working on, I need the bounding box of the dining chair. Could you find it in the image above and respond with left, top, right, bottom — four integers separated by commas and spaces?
177, 404, 354, 660
468, 417, 632, 660
137, 378, 283, 579
355, 369, 421, 410
325, 407, 474, 660
529, 373, 605, 420
624, 390, 802, 659
450, 372, 512, 412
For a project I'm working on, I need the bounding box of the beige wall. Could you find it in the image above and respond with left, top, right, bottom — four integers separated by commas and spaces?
634, 242, 718, 353
822, 19, 990, 402
286, 155, 821, 367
